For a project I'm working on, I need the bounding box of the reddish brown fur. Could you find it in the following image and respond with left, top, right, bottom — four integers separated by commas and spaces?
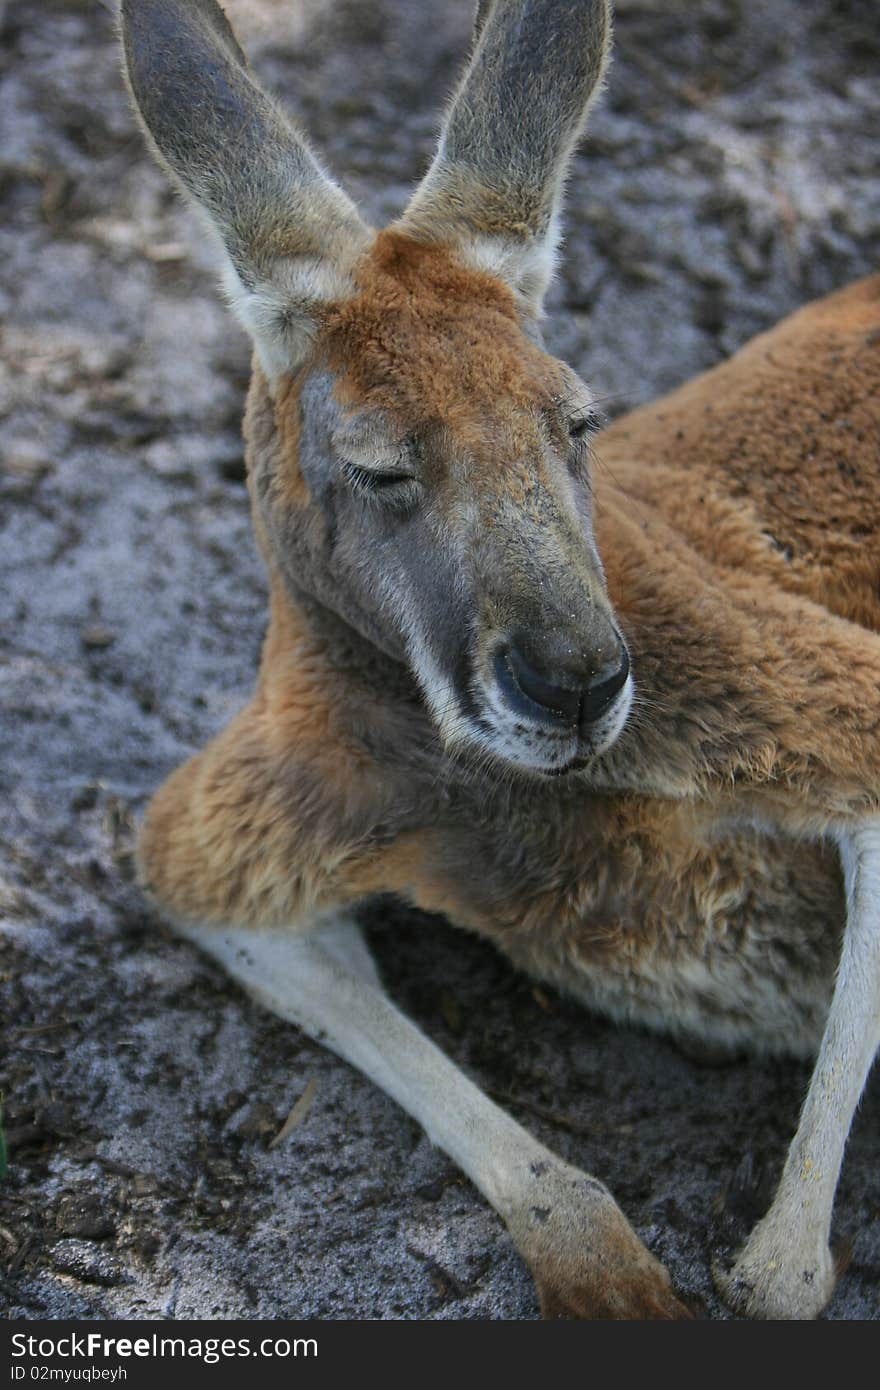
271, 372, 311, 508
599, 276, 880, 631
322, 230, 562, 429
320, 231, 577, 528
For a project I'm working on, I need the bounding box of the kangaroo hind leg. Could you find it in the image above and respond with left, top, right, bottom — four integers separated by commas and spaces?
176, 913, 691, 1319
717, 819, 880, 1318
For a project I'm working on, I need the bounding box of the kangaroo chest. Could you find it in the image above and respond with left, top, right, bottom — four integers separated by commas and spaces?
402, 793, 842, 1056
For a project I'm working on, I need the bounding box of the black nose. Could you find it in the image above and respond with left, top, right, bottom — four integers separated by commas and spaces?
494, 641, 630, 729
579, 647, 630, 725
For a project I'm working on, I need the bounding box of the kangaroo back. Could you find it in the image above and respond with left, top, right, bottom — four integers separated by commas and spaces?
600, 275, 880, 630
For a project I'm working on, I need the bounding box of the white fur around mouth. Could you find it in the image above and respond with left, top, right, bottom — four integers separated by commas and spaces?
443, 672, 635, 776
408, 625, 633, 777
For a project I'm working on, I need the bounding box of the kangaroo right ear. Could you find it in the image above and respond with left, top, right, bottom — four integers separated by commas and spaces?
399, 0, 612, 318
120, 0, 371, 381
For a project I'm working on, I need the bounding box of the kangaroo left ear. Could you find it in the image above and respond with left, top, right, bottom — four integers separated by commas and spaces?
398, 0, 612, 317
120, 0, 372, 380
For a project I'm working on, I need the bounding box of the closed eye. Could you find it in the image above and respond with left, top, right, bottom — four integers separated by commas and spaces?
341, 458, 420, 507
343, 460, 410, 488
569, 410, 601, 441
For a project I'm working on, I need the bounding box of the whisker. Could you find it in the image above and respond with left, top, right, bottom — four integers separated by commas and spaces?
589, 444, 655, 534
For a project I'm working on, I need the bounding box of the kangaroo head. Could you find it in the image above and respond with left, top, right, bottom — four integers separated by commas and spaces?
122, 0, 629, 776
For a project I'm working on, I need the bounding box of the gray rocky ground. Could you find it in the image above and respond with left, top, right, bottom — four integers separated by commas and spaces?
1, 0, 878, 1320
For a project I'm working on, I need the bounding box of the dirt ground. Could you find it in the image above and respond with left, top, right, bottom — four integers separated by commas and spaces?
1, 0, 879, 1321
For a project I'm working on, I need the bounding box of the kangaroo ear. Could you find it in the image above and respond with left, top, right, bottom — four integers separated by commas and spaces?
399, 0, 611, 317
120, 0, 371, 380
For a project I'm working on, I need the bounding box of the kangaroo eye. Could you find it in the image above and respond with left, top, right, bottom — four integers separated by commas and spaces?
569, 411, 600, 442
343, 461, 409, 489
341, 458, 419, 509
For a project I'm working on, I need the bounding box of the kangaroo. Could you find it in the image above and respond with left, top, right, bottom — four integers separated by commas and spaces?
120, 0, 880, 1319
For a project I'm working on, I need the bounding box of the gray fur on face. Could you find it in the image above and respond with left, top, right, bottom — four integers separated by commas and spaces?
253, 367, 624, 775
253, 372, 476, 679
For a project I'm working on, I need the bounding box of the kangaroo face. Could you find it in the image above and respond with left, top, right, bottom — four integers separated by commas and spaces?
255, 232, 630, 775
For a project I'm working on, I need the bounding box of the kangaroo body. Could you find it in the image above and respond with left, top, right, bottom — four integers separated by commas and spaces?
142, 276, 878, 1057
122, 0, 880, 1318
